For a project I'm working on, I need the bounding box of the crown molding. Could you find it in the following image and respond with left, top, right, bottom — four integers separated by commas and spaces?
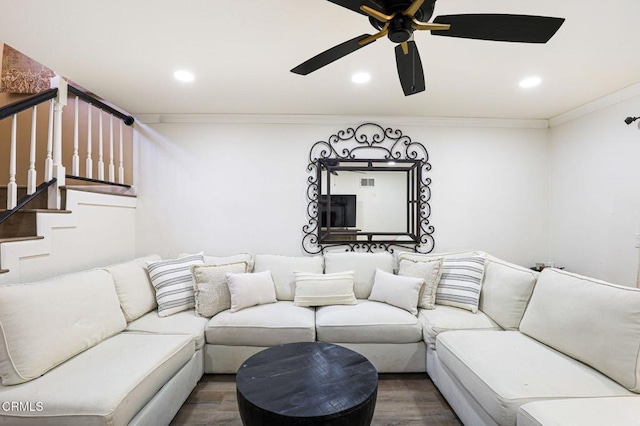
134, 113, 549, 129
135, 82, 640, 130
549, 82, 640, 127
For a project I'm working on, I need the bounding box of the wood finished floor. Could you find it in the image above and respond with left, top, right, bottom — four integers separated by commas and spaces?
170, 373, 462, 425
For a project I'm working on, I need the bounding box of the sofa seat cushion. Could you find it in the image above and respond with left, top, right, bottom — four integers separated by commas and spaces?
419, 305, 501, 349
0, 333, 194, 426
126, 309, 209, 350
205, 301, 315, 346
436, 330, 632, 426
0, 269, 126, 385
517, 396, 640, 426
316, 300, 422, 344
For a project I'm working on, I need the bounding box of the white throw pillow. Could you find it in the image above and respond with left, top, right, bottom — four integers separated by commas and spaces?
368, 269, 424, 315
397, 257, 443, 309
226, 271, 277, 312
191, 261, 249, 317
293, 271, 357, 307
436, 255, 486, 313
146, 253, 204, 317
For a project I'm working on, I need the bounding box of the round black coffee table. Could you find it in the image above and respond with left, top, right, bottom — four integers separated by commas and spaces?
236, 342, 378, 425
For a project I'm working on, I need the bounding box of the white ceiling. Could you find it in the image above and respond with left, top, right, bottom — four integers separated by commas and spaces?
1, 0, 639, 120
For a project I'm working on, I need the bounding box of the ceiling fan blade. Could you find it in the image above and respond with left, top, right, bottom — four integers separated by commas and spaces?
361, 5, 393, 22
432, 14, 565, 43
291, 34, 373, 75
326, 0, 384, 16
395, 41, 425, 96
404, 0, 426, 18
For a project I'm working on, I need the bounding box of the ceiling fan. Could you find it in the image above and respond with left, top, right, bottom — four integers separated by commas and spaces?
290, 0, 565, 96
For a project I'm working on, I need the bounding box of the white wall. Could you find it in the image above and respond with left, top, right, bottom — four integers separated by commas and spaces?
549, 94, 640, 286
134, 118, 549, 267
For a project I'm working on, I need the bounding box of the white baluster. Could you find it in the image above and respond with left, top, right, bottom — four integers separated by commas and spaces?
27, 106, 38, 195
52, 101, 65, 182
98, 110, 104, 181
44, 100, 54, 181
48, 75, 67, 210
118, 120, 125, 184
72, 95, 79, 176
109, 115, 115, 182
86, 103, 93, 179
7, 115, 18, 209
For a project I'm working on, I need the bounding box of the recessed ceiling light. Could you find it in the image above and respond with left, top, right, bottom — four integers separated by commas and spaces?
519, 76, 542, 89
351, 72, 371, 84
174, 70, 195, 83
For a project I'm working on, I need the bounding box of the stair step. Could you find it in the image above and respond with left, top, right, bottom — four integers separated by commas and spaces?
0, 186, 51, 209
0, 210, 69, 239
0, 210, 36, 239
0, 236, 45, 244
62, 185, 136, 198
0, 209, 71, 214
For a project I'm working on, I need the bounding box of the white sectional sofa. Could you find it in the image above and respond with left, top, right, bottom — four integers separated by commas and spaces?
429, 266, 640, 426
0, 261, 204, 426
0, 250, 638, 425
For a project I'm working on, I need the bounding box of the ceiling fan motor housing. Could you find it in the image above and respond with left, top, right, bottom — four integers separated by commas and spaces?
368, 0, 436, 43
389, 16, 413, 42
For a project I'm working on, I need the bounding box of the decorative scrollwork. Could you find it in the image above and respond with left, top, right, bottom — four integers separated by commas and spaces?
302, 123, 435, 254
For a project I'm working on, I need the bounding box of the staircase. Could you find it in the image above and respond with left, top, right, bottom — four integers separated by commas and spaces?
1, 74, 136, 280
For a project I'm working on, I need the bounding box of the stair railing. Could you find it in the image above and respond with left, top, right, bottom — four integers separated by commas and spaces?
0, 87, 59, 210
0, 75, 135, 216
66, 84, 134, 188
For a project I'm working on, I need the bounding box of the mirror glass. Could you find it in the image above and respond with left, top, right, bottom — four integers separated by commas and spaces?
318, 159, 421, 244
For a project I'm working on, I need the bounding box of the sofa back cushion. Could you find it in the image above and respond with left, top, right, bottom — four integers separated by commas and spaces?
397, 250, 479, 264
324, 252, 393, 299
104, 254, 161, 322
0, 269, 126, 385
519, 268, 640, 392
253, 255, 324, 301
479, 255, 538, 330
179, 252, 254, 271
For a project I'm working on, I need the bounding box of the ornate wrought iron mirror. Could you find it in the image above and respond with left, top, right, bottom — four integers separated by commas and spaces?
303, 123, 434, 254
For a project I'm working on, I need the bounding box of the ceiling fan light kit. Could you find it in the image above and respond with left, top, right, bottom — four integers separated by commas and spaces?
291, 0, 565, 96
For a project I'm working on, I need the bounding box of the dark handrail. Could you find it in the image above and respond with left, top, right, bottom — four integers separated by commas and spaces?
65, 174, 131, 188
68, 85, 135, 126
0, 88, 58, 121
0, 179, 57, 226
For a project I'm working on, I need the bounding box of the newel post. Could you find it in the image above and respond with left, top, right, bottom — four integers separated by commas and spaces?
48, 76, 67, 209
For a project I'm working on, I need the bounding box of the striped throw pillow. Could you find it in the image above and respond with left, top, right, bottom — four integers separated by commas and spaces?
436, 255, 486, 313
147, 253, 204, 317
